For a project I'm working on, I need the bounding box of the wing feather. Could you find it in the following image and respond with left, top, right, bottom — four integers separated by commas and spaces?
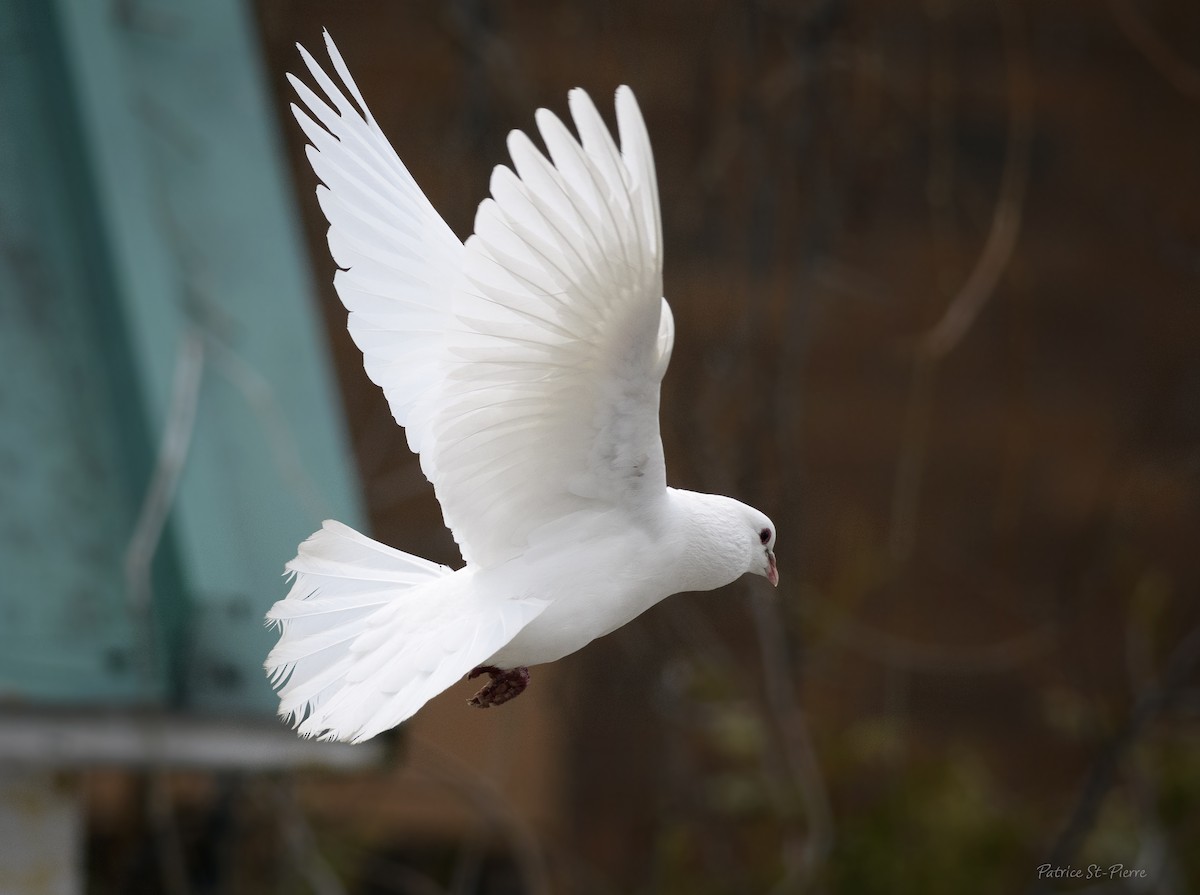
294, 33, 671, 568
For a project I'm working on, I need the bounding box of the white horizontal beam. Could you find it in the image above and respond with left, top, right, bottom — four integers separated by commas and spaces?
0, 710, 381, 770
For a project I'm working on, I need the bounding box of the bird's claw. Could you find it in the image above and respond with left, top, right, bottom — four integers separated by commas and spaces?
467, 665, 530, 708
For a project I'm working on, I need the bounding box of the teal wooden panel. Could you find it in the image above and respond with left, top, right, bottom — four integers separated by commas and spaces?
0, 0, 364, 715
0, 2, 159, 706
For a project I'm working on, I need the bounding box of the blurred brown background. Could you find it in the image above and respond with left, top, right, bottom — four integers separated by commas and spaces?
91, 0, 1200, 892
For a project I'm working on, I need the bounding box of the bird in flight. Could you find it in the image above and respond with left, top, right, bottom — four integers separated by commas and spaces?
265, 32, 778, 743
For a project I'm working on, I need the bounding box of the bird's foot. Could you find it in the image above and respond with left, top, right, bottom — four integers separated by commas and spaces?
467, 665, 530, 708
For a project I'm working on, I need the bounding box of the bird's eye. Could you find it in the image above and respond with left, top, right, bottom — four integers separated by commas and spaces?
759, 527, 772, 545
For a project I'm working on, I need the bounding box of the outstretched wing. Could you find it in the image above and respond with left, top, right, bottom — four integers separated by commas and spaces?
295, 33, 671, 568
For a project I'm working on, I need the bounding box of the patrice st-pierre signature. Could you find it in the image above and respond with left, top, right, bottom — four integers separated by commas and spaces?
1038, 863, 1148, 882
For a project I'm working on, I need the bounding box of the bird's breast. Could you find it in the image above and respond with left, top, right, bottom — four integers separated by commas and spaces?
481, 514, 676, 668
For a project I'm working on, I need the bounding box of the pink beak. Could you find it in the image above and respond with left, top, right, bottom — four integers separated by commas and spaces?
767, 551, 779, 587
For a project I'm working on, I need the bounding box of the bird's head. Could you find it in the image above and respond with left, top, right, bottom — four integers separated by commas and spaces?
676, 491, 779, 591
743, 505, 779, 587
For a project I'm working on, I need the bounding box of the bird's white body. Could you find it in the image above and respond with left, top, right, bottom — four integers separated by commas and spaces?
486, 488, 755, 668
265, 33, 777, 743
483, 507, 668, 669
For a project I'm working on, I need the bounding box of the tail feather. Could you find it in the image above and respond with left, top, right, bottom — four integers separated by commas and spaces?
289, 519, 447, 580
265, 520, 547, 742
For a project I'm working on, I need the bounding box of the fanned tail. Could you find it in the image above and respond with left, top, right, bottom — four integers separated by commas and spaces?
265, 521, 450, 739
265, 521, 547, 743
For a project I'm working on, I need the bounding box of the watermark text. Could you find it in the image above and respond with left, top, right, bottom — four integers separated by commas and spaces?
1037, 863, 1147, 881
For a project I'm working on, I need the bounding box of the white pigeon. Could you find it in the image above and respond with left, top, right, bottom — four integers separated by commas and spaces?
265, 32, 779, 743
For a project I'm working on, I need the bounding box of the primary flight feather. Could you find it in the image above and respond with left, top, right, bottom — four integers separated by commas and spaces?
266, 31, 779, 743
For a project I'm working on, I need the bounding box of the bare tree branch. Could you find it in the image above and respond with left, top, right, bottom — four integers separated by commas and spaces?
273, 777, 351, 895
890, 0, 1034, 561
409, 735, 552, 895
919, 0, 1034, 359
1109, 0, 1200, 103
749, 594, 835, 894
821, 611, 1055, 674
1032, 623, 1200, 893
